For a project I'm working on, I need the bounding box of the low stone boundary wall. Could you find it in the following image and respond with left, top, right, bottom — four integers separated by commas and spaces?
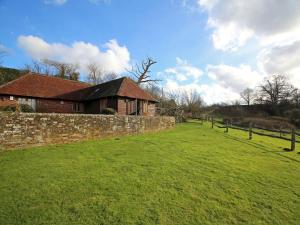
0, 113, 175, 150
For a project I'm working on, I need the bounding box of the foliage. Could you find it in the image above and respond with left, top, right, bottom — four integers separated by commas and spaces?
19, 104, 34, 113
24, 60, 80, 81
0, 67, 23, 85
285, 108, 300, 127
0, 105, 16, 112
101, 107, 116, 115
0, 121, 299, 224
225, 117, 295, 130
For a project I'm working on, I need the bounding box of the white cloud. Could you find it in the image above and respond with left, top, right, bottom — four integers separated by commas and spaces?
257, 40, 300, 88
198, 0, 300, 51
165, 78, 240, 105
162, 58, 262, 104
164, 57, 203, 81
17, 35, 130, 75
206, 64, 263, 92
44, 0, 67, 5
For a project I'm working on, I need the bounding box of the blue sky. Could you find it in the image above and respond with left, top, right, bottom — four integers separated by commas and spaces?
1, 0, 300, 104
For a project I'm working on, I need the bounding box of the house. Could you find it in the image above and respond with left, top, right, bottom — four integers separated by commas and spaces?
0, 73, 158, 116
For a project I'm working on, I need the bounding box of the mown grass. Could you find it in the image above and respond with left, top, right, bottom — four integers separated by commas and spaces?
0, 121, 299, 225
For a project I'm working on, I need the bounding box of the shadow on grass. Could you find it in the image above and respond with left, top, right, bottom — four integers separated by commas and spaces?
215, 130, 300, 164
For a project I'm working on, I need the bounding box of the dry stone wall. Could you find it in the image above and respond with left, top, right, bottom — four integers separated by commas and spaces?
0, 113, 175, 150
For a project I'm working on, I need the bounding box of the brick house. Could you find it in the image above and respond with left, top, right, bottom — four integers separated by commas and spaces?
0, 73, 158, 116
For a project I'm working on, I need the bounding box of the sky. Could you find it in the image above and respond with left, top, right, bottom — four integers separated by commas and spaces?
1, 0, 300, 104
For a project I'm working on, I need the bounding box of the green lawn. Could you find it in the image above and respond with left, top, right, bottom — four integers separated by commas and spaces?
0, 121, 299, 225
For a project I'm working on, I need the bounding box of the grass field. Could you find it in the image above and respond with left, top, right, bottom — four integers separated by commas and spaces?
0, 121, 299, 225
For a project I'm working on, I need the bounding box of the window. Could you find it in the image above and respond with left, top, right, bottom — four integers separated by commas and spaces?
73, 103, 81, 112
9, 96, 14, 100
60, 101, 64, 105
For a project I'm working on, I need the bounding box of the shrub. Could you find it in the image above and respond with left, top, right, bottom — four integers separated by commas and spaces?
20, 104, 34, 113
101, 108, 116, 115
230, 117, 294, 130
0, 106, 16, 112
285, 109, 300, 127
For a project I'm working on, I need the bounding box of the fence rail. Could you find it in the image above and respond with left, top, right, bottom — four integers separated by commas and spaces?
200, 116, 298, 151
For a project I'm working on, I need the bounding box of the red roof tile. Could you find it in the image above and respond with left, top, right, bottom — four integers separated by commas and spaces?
0, 73, 90, 101
0, 74, 157, 102
118, 78, 157, 101
83, 77, 158, 102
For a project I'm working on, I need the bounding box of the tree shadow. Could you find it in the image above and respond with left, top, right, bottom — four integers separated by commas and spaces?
218, 131, 300, 163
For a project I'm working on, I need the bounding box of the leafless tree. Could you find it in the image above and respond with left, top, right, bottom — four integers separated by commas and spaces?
181, 89, 204, 116
128, 57, 160, 85
24, 60, 54, 75
43, 59, 80, 81
87, 63, 117, 84
240, 88, 254, 106
87, 63, 102, 84
257, 74, 296, 106
292, 89, 300, 105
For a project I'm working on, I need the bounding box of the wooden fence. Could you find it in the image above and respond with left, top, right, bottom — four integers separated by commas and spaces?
198, 116, 298, 151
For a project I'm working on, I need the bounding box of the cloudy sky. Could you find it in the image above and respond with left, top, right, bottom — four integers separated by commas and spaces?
1, 0, 300, 104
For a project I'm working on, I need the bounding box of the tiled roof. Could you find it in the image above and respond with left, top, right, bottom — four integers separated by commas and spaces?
0, 73, 90, 100
83, 77, 157, 102
0, 74, 157, 102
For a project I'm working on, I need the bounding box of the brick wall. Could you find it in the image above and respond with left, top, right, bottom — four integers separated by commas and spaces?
0, 113, 175, 150
117, 98, 156, 116
118, 98, 127, 115
36, 99, 75, 113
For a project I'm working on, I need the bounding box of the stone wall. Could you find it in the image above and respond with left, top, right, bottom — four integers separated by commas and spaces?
0, 112, 175, 150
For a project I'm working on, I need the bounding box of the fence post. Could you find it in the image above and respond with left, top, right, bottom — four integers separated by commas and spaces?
279, 126, 282, 138
225, 121, 229, 133
291, 128, 296, 151
249, 122, 253, 140
211, 116, 214, 128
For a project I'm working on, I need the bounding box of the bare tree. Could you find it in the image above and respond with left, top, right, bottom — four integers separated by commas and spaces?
43, 59, 80, 81
292, 89, 300, 105
87, 63, 117, 84
240, 88, 254, 106
258, 74, 296, 106
128, 57, 160, 85
181, 90, 204, 116
87, 63, 102, 84
24, 60, 54, 75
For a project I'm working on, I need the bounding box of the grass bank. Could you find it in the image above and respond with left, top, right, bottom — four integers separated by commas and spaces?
0, 121, 299, 224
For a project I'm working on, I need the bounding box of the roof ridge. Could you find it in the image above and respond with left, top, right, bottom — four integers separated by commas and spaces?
116, 77, 129, 96
28, 72, 91, 86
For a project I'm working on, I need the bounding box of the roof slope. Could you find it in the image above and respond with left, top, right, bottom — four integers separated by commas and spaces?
83, 77, 157, 102
0, 73, 90, 100
0, 74, 157, 102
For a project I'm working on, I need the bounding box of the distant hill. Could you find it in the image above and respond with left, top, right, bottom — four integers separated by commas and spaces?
0, 67, 25, 86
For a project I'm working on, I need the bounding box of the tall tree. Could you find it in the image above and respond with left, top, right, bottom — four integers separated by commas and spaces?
87, 63, 117, 84
240, 88, 254, 106
24, 60, 54, 75
258, 74, 296, 106
129, 57, 160, 85
181, 90, 204, 116
42, 59, 80, 81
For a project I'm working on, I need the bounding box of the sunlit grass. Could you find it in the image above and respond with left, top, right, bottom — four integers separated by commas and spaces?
0, 121, 299, 225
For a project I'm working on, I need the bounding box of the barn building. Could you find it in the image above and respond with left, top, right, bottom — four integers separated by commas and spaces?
0, 73, 157, 116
